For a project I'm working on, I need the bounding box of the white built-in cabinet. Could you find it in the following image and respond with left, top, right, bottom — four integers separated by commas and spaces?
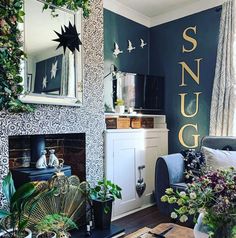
105, 128, 168, 220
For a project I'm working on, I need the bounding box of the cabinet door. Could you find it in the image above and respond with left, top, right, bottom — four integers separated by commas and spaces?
112, 137, 142, 217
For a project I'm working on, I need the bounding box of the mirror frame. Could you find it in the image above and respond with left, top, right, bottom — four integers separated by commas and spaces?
19, 1, 83, 107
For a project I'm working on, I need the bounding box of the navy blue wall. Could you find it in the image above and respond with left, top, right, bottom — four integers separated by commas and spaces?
150, 8, 221, 153
104, 9, 150, 76
104, 8, 221, 153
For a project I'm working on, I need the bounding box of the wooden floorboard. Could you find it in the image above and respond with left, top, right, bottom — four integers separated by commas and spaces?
112, 206, 172, 235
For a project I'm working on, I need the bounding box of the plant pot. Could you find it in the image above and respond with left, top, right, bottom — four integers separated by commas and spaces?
36, 232, 56, 238
115, 105, 125, 114
92, 198, 113, 230
194, 213, 209, 238
0, 228, 32, 238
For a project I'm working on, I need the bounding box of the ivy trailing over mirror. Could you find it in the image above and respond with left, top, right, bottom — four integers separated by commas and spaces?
43, 0, 91, 18
0, 0, 90, 112
0, 0, 35, 112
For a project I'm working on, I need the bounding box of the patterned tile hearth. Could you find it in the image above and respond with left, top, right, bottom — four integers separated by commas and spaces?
0, 0, 104, 209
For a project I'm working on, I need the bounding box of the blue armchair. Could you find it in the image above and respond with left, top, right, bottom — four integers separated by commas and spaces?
155, 136, 236, 216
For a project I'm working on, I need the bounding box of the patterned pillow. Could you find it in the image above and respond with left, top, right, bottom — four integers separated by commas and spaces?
180, 149, 205, 183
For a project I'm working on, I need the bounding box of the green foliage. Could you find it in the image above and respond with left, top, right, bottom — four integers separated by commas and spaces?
89, 178, 122, 213
89, 178, 122, 202
0, 0, 34, 112
0, 172, 54, 237
0, 0, 90, 113
43, 0, 91, 18
36, 213, 78, 235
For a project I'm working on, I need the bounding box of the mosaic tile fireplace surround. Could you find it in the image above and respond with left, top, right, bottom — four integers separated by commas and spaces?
0, 0, 104, 208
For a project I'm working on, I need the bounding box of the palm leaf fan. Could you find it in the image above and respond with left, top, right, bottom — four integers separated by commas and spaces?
25, 175, 87, 229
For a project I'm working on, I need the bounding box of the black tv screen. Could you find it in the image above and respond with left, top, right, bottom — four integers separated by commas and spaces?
112, 72, 165, 114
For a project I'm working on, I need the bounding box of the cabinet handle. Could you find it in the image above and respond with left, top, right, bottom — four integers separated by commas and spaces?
138, 165, 145, 170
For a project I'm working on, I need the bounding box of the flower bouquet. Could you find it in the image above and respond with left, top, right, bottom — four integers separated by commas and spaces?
161, 168, 236, 238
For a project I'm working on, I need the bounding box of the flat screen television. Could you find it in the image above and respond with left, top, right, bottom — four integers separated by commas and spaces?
104, 72, 165, 114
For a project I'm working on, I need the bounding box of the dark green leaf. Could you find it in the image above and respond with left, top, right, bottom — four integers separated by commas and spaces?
11, 182, 35, 208
0, 210, 10, 219
2, 172, 16, 203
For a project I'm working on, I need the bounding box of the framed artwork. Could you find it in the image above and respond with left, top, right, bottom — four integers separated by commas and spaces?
34, 54, 63, 95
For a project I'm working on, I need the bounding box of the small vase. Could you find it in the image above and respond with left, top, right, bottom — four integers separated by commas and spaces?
115, 105, 125, 114
0, 228, 32, 238
92, 198, 113, 229
36, 232, 56, 238
194, 213, 236, 238
194, 213, 209, 238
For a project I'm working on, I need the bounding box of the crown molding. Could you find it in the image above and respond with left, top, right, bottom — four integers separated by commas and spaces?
150, 0, 225, 27
103, 0, 225, 28
103, 0, 151, 28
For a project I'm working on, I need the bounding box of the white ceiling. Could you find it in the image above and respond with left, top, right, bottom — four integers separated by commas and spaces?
104, 0, 225, 27
117, 0, 196, 18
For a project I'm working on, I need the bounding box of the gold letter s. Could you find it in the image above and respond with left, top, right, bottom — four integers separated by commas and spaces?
182, 26, 197, 53
178, 124, 200, 148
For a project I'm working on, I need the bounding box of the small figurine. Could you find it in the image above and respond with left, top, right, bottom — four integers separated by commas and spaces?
127, 40, 135, 53
48, 149, 59, 167
140, 38, 147, 48
36, 150, 47, 169
113, 42, 123, 58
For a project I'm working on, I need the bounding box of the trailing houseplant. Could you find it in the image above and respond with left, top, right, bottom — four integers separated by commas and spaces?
36, 213, 78, 238
0, 173, 54, 238
0, 0, 35, 112
43, 0, 91, 18
0, 0, 90, 113
161, 167, 236, 238
89, 178, 122, 229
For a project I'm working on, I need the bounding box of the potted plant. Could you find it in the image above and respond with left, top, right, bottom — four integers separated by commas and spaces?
89, 178, 122, 229
36, 214, 78, 238
0, 173, 53, 238
115, 99, 125, 114
161, 167, 236, 238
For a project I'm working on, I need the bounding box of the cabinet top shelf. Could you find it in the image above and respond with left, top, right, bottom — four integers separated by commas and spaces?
105, 128, 169, 133
105, 113, 166, 119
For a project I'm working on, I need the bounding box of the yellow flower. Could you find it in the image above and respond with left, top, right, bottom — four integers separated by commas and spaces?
171, 212, 178, 219
179, 191, 186, 198
161, 195, 168, 202
168, 197, 177, 204
165, 188, 174, 195
179, 215, 188, 223
190, 192, 197, 199
177, 199, 184, 206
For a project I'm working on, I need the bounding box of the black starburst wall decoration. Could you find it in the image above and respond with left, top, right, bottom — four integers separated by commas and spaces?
53, 22, 82, 53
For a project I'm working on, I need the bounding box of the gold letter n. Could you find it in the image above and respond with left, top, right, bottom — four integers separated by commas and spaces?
179, 58, 203, 86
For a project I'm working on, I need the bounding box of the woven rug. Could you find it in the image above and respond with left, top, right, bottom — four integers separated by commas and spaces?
125, 223, 194, 238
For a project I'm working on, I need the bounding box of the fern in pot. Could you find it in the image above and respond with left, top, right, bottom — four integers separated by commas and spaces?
0, 173, 53, 238
36, 214, 78, 238
89, 178, 122, 229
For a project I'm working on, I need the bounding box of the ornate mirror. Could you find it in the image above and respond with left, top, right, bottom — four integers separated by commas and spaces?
19, 0, 83, 106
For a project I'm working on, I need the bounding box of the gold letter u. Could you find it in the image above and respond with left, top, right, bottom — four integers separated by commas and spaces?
179, 92, 202, 118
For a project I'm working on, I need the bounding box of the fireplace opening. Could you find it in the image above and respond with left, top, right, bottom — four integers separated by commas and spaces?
9, 133, 86, 188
